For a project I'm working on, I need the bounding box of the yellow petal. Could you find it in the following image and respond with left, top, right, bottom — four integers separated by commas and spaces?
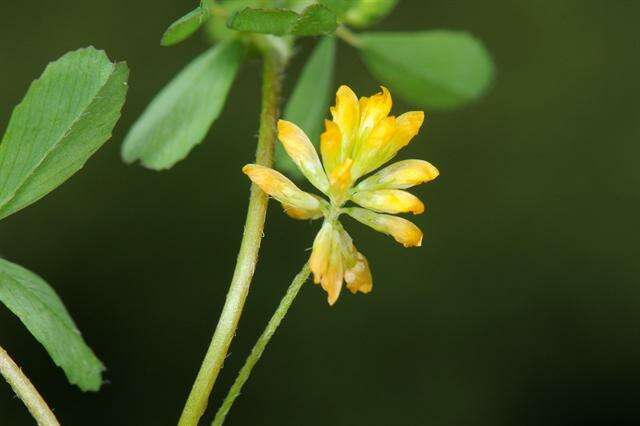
374, 111, 425, 170
320, 120, 342, 175
329, 158, 354, 204
351, 115, 398, 179
345, 207, 423, 247
352, 189, 425, 215
335, 224, 357, 269
312, 225, 344, 305
358, 86, 392, 141
345, 252, 373, 295
282, 203, 323, 220
242, 164, 320, 211
323, 229, 344, 305
330, 85, 360, 158
277, 120, 329, 193
356, 159, 439, 190
309, 222, 333, 285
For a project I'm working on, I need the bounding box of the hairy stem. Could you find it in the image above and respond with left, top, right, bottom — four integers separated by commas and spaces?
178, 46, 287, 426
0, 345, 60, 426
212, 263, 311, 426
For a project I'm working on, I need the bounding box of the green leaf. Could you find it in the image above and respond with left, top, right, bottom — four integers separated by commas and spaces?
0, 47, 129, 221
317, 0, 351, 16
344, 0, 398, 28
359, 31, 494, 110
291, 4, 338, 36
278, 37, 336, 177
0, 258, 104, 391
319, 0, 397, 27
206, 0, 254, 42
283, 0, 317, 12
228, 7, 298, 36
122, 40, 245, 170
227, 5, 337, 36
161, 7, 209, 47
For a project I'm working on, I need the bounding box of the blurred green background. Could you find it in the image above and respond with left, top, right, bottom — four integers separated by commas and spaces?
2, 0, 640, 424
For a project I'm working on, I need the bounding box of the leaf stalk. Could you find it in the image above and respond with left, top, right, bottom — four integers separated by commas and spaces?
212, 263, 311, 426
335, 25, 363, 48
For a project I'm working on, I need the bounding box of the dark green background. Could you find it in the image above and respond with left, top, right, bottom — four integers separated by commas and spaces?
1, 1, 639, 424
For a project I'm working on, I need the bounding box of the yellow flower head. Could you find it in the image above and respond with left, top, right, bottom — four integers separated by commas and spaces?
243, 85, 439, 305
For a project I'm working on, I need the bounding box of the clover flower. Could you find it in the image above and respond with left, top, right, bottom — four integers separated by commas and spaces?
243, 85, 439, 305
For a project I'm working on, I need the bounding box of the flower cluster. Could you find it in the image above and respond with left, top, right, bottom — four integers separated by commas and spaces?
243, 85, 439, 304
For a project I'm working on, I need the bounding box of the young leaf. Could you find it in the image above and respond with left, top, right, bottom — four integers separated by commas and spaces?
344, 0, 398, 28
317, 0, 351, 16
0, 47, 129, 221
228, 7, 298, 36
320, 0, 397, 27
122, 39, 245, 170
291, 4, 338, 36
227, 5, 337, 36
0, 258, 104, 391
358, 31, 494, 110
207, 0, 254, 41
278, 37, 336, 177
161, 7, 209, 47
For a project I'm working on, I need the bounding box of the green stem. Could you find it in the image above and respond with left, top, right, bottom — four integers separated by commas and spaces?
178, 46, 287, 426
0, 345, 60, 426
335, 26, 363, 48
212, 263, 311, 426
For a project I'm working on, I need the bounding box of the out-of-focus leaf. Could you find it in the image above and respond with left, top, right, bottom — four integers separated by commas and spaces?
278, 37, 336, 177
291, 4, 338, 36
161, 7, 209, 47
344, 0, 398, 28
207, 0, 254, 42
317, 0, 351, 16
227, 5, 337, 36
319, 0, 397, 27
283, 0, 316, 13
359, 31, 494, 110
0, 258, 104, 391
0, 47, 129, 221
228, 7, 298, 35
122, 39, 245, 170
